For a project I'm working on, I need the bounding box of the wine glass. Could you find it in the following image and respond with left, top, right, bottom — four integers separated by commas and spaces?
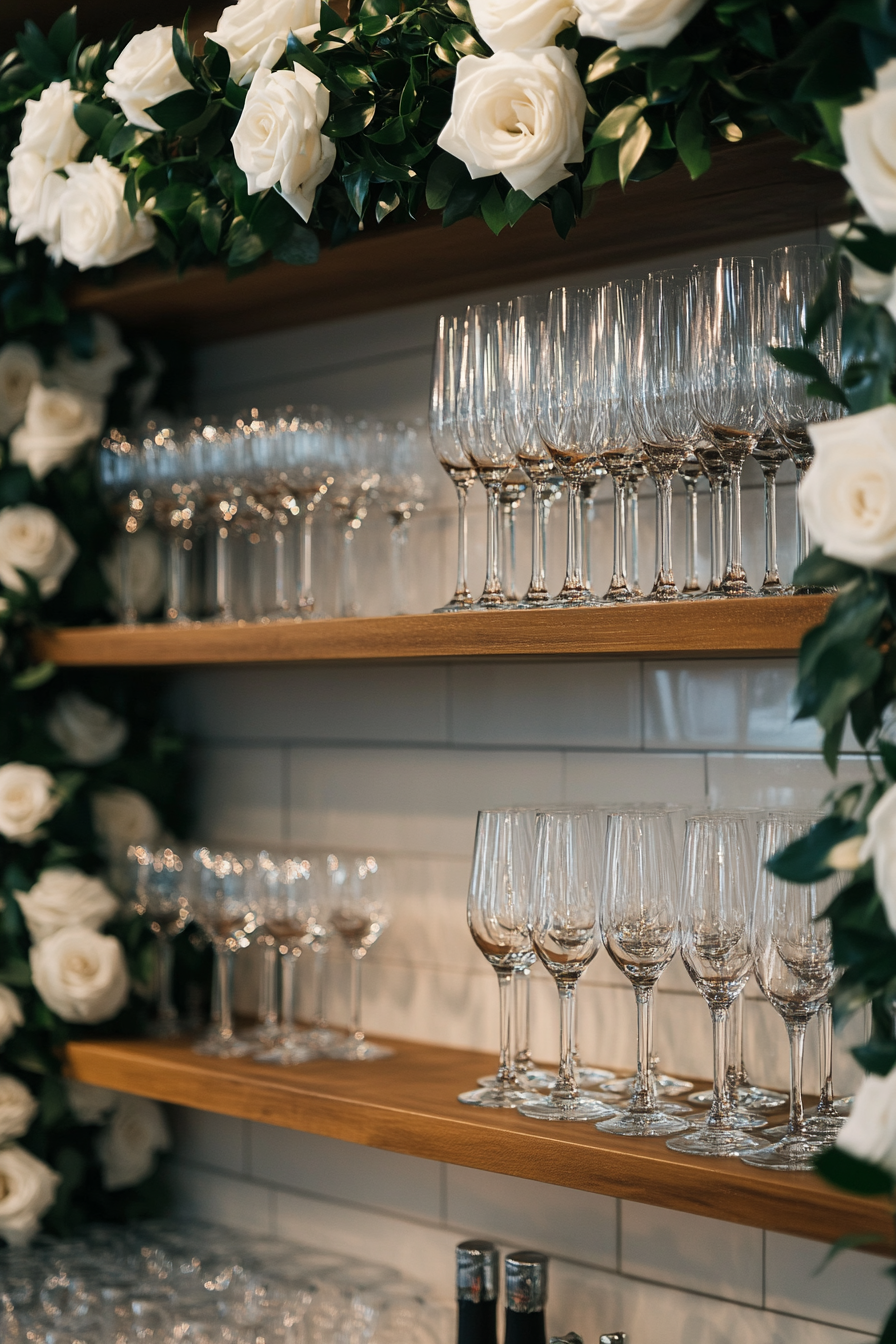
327, 855, 393, 1061
251, 854, 316, 1065
536, 287, 602, 607
517, 809, 616, 1123
191, 849, 257, 1058
430, 313, 476, 612
693, 256, 768, 597
742, 816, 837, 1170
594, 280, 640, 603
374, 422, 430, 616
460, 809, 536, 1107
98, 429, 150, 624
666, 815, 769, 1158
329, 419, 381, 619
196, 421, 248, 623
143, 425, 204, 624
596, 810, 689, 1137
280, 406, 336, 618
806, 1000, 846, 1135
751, 429, 790, 596
456, 304, 518, 608
129, 845, 192, 1038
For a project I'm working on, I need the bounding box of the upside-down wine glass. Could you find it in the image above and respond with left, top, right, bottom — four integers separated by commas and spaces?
518, 809, 616, 1122
130, 845, 192, 1038
763, 244, 846, 590
742, 816, 836, 1169
666, 815, 769, 1157
253, 854, 316, 1065
192, 849, 256, 1058
430, 313, 476, 612
596, 810, 689, 1137
328, 855, 393, 1061
536, 288, 601, 607
461, 809, 536, 1106
694, 256, 768, 597
457, 304, 518, 607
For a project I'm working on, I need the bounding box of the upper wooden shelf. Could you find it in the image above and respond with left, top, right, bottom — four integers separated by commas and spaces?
32, 595, 830, 667
66, 1035, 893, 1252
67, 136, 847, 340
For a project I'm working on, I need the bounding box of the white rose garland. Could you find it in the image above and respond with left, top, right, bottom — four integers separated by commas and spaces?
842, 58, 896, 235
578, 0, 706, 48
30, 925, 130, 1024
232, 63, 336, 222
0, 763, 60, 843
0, 986, 24, 1047
58, 158, 156, 272
0, 1144, 60, 1246
0, 503, 78, 597
53, 315, 133, 400
0, 343, 42, 437
468, 0, 578, 51
14, 80, 87, 169
9, 384, 104, 481
104, 25, 193, 133
207, 0, 322, 85
15, 866, 119, 944
803, 405, 896, 572
861, 784, 896, 935
0, 1076, 39, 1144
91, 787, 162, 855
837, 1066, 896, 1175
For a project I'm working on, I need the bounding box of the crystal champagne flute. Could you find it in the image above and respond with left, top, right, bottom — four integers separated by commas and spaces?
594, 280, 640, 603
98, 429, 150, 624
461, 809, 536, 1107
430, 313, 476, 612
281, 407, 336, 618
751, 429, 790, 595
192, 849, 256, 1058
327, 856, 393, 1061
518, 809, 616, 1122
253, 853, 316, 1065
596, 810, 689, 1137
666, 815, 769, 1157
130, 845, 192, 1038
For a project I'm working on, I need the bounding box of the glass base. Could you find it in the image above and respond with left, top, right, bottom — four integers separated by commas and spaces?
459, 1085, 532, 1109
477, 1073, 539, 1090
740, 1134, 829, 1170
602, 1072, 692, 1098
667, 1128, 769, 1158
758, 583, 786, 596
834, 1096, 853, 1116
253, 1043, 316, 1065
655, 1098, 693, 1116
518, 1093, 617, 1122
193, 1033, 253, 1059
688, 1084, 785, 1111
595, 1107, 689, 1137
434, 595, 474, 613
804, 1112, 845, 1137
148, 1016, 184, 1040
689, 1108, 767, 1131
292, 1025, 345, 1049
327, 1038, 394, 1062
576, 1065, 616, 1086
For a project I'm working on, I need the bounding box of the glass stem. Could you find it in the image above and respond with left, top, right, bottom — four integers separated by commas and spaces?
340, 523, 358, 618
313, 946, 328, 1029
349, 951, 365, 1043
683, 479, 699, 592
560, 482, 584, 595
653, 474, 675, 594
298, 504, 315, 614
818, 1001, 835, 1113
495, 968, 516, 1088
156, 935, 176, 1024
166, 535, 189, 623
786, 1018, 808, 1137
724, 465, 746, 586
762, 466, 781, 589
216, 945, 234, 1041
554, 981, 578, 1102
389, 517, 409, 615
607, 475, 629, 597
214, 525, 234, 622
626, 481, 641, 596
482, 482, 504, 599
527, 486, 550, 601
795, 463, 811, 574
632, 987, 653, 1112
583, 491, 595, 592
454, 480, 472, 602
260, 944, 278, 1032
272, 521, 289, 614
708, 479, 722, 591
119, 531, 137, 625
706, 1005, 730, 1127
513, 966, 533, 1071
280, 950, 296, 1034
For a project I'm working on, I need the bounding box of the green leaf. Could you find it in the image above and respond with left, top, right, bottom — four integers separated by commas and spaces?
768, 345, 831, 381
793, 547, 860, 591
343, 166, 372, 218
880, 738, 896, 782
505, 188, 534, 226
815, 1146, 893, 1196
853, 1037, 896, 1076
325, 100, 377, 137
12, 660, 56, 691
676, 88, 711, 179
0, 958, 32, 987
591, 96, 649, 146
585, 46, 627, 82
171, 24, 196, 84
147, 88, 209, 134
813, 1233, 884, 1273
618, 115, 652, 187
74, 100, 113, 140
426, 152, 466, 210
272, 223, 320, 266
442, 171, 491, 228
286, 33, 327, 78
17, 20, 64, 81
480, 182, 507, 236
767, 815, 861, 883
583, 141, 619, 189
375, 188, 401, 223
550, 186, 576, 238
47, 8, 77, 63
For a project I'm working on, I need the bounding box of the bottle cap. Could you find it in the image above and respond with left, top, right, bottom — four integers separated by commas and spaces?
505, 1251, 548, 1313
456, 1241, 498, 1303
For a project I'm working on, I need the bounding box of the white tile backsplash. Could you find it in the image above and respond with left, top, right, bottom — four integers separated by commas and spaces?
621, 1203, 764, 1306
764, 1231, 894, 1334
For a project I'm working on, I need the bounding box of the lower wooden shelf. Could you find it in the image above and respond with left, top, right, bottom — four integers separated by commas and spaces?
66, 1035, 892, 1253
34, 595, 831, 667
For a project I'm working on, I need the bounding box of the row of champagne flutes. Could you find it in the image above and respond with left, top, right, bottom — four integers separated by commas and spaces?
430, 244, 843, 610
128, 845, 392, 1064
0, 1219, 443, 1344
100, 412, 429, 624
464, 806, 847, 1171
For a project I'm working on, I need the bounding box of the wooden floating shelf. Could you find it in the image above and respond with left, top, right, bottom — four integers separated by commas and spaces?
32, 595, 831, 668
66, 1035, 893, 1252
67, 136, 847, 341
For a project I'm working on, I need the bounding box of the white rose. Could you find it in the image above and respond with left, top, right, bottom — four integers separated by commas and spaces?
0, 1077, 38, 1145
0, 343, 42, 437
802, 405, 896, 571
30, 926, 130, 1024
0, 503, 78, 597
14, 79, 86, 170
54, 315, 132, 400
66, 1079, 118, 1125
96, 1094, 171, 1191
861, 783, 896, 933
100, 521, 165, 619
842, 59, 896, 235
469, 0, 578, 50
7, 153, 66, 259
829, 221, 896, 324
0, 764, 60, 843
104, 25, 193, 133
0, 1144, 60, 1246
92, 787, 162, 855
47, 691, 128, 766
437, 49, 586, 200
578, 0, 705, 47
15, 866, 119, 944
206, 0, 321, 85
0, 987, 24, 1047
9, 383, 104, 481
232, 63, 335, 222
837, 1067, 896, 1174
58, 158, 156, 272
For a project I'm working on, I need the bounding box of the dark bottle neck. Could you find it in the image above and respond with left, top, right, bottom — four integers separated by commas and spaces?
505, 1309, 547, 1344
457, 1299, 498, 1344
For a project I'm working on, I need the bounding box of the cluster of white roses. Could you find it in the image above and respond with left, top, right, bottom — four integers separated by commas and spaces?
437, 0, 703, 201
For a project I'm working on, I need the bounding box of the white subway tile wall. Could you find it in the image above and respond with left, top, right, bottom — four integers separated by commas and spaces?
167, 225, 882, 1344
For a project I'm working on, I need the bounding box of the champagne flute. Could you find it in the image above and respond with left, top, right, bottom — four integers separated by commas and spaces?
518, 809, 616, 1122
327, 856, 393, 1061
191, 849, 256, 1058
430, 313, 476, 612
595, 280, 641, 603
596, 810, 689, 1137
129, 845, 192, 1038
98, 429, 150, 625
253, 853, 316, 1065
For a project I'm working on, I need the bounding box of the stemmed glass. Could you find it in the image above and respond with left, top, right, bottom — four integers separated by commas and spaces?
282, 407, 336, 618
129, 845, 192, 1038
742, 816, 836, 1169
253, 854, 316, 1065
98, 429, 150, 625
143, 426, 204, 624
460, 809, 536, 1107
518, 809, 616, 1122
595, 280, 640, 603
197, 422, 247, 623
679, 454, 702, 595
327, 855, 393, 1061
596, 810, 689, 1137
430, 313, 476, 612
751, 430, 790, 595
693, 256, 768, 597
375, 423, 430, 616
806, 1001, 846, 1135
330, 419, 381, 619
498, 469, 527, 604
666, 816, 769, 1157
456, 304, 518, 608
536, 288, 602, 607
191, 849, 256, 1058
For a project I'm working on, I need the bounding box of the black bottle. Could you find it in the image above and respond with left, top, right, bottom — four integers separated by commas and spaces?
456, 1240, 499, 1344
504, 1251, 548, 1344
